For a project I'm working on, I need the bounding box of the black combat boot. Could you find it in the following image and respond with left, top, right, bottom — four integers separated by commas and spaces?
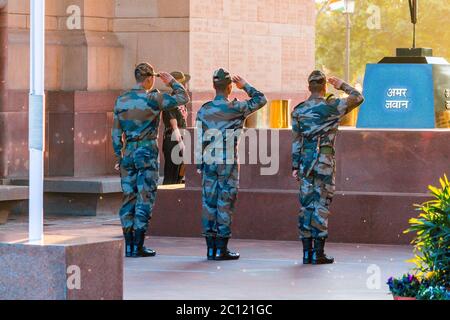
215, 238, 240, 261
302, 238, 313, 265
205, 237, 216, 261
312, 238, 334, 265
123, 228, 134, 258
132, 229, 156, 258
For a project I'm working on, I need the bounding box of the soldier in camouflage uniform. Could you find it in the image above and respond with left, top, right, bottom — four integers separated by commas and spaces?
112, 63, 190, 258
292, 70, 364, 265
196, 68, 267, 261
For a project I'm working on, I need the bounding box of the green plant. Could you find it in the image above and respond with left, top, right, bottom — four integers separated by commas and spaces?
387, 274, 421, 298
405, 175, 450, 288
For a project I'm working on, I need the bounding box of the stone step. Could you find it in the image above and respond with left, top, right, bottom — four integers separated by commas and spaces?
0, 185, 29, 224
8, 177, 122, 194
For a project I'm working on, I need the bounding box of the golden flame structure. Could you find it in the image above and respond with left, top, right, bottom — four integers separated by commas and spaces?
269, 100, 291, 129
245, 100, 291, 129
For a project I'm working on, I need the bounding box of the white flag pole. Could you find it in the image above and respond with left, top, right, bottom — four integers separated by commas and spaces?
29, 0, 45, 242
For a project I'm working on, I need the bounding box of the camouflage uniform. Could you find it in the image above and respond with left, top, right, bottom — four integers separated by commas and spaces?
112, 81, 189, 233
197, 77, 267, 239
292, 82, 364, 240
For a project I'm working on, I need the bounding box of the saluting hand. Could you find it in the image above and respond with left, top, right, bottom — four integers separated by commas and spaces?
328, 77, 345, 90
159, 72, 176, 86
232, 75, 247, 90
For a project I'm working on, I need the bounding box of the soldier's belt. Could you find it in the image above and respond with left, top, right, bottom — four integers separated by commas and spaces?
126, 140, 156, 148
303, 146, 334, 155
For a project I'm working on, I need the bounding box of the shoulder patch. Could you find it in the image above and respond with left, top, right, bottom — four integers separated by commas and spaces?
292, 101, 306, 117
201, 101, 212, 109
117, 90, 131, 100
325, 94, 338, 106
198, 101, 213, 114
294, 101, 306, 109
293, 101, 307, 113
147, 89, 160, 101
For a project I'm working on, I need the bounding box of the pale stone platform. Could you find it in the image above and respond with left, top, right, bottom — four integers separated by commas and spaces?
9, 177, 122, 216
0, 215, 412, 300
0, 232, 123, 300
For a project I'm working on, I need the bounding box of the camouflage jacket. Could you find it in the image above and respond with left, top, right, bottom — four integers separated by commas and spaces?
292, 83, 364, 170
196, 83, 267, 167
112, 81, 190, 159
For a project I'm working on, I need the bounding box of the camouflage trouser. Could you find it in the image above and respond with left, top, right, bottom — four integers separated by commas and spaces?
298, 153, 336, 239
119, 140, 159, 232
201, 163, 239, 239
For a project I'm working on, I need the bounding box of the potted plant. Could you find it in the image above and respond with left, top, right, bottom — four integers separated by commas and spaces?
387, 274, 421, 300
405, 175, 450, 291
388, 175, 450, 300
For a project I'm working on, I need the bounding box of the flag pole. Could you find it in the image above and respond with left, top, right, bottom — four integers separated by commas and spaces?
345, 8, 351, 82
29, 0, 45, 243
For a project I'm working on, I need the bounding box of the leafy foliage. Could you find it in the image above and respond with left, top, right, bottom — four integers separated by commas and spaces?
405, 175, 450, 288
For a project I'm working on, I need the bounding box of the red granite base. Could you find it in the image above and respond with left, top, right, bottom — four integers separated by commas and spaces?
150, 187, 423, 245
0, 237, 123, 300
0, 90, 121, 178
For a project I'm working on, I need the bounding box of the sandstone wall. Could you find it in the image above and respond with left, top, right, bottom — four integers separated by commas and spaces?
189, 0, 315, 93
113, 0, 190, 91
188, 0, 315, 120
5, 0, 122, 91
0, 0, 316, 178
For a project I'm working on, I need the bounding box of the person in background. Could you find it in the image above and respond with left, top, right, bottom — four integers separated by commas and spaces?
162, 71, 191, 185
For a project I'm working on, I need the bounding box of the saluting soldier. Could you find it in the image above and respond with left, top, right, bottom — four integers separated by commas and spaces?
112, 63, 190, 258
196, 68, 267, 261
292, 71, 364, 265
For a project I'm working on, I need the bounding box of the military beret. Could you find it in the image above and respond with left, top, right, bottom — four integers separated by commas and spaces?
213, 68, 232, 84
308, 70, 327, 84
170, 71, 191, 85
135, 62, 157, 79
